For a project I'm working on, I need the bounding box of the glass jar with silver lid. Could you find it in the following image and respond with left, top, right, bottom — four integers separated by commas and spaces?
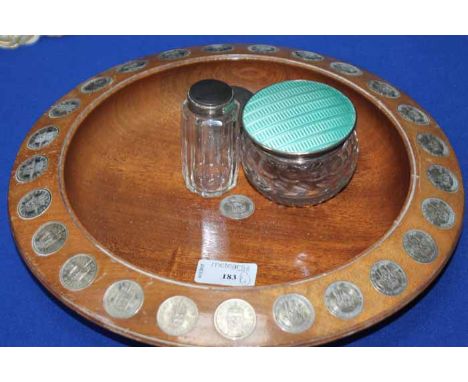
181, 79, 240, 198
241, 80, 358, 206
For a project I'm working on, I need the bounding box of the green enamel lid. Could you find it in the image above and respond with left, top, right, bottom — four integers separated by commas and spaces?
242, 80, 356, 155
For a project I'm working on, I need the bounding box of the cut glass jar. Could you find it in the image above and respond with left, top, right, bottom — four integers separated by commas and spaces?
241, 80, 358, 206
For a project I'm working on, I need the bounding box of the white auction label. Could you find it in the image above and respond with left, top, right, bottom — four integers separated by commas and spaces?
194, 259, 257, 287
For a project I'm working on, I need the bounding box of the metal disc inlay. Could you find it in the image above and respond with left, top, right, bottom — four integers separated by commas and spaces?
157, 296, 199, 336
60, 254, 98, 291
80, 76, 113, 93
370, 260, 408, 296
325, 281, 364, 320
17, 188, 52, 219
291, 50, 324, 62
273, 294, 315, 333
398, 104, 430, 125
15, 155, 48, 183
247, 44, 279, 53
159, 48, 190, 60
427, 164, 458, 192
368, 80, 400, 99
422, 198, 455, 229
48, 99, 80, 118
417, 133, 449, 157
203, 44, 234, 53
116, 60, 148, 73
214, 299, 256, 340
403, 230, 438, 263
330, 62, 363, 76
32, 221, 68, 256
103, 280, 144, 319
27, 125, 59, 150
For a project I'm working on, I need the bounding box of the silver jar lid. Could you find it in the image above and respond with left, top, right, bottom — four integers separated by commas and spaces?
187, 79, 234, 116
242, 80, 357, 157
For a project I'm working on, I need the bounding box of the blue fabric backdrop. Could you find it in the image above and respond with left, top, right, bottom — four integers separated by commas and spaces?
0, 36, 467, 346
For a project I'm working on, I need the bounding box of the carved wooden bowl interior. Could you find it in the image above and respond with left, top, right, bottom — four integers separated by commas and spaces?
8, 44, 464, 346
65, 60, 410, 285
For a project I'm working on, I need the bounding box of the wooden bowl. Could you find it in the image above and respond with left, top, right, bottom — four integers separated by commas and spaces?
8, 44, 464, 346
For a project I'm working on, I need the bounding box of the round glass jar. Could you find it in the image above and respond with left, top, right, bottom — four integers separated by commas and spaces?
241, 80, 358, 206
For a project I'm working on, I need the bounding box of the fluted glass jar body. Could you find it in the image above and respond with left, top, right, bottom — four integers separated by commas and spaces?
181, 100, 240, 198
241, 131, 359, 206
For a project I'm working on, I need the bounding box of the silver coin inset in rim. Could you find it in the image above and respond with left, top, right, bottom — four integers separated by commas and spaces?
48, 99, 81, 119
273, 293, 315, 333
17, 188, 52, 220
422, 198, 455, 229
330, 62, 363, 76
403, 230, 438, 264
367, 80, 400, 99
60, 254, 98, 291
214, 298, 256, 340
203, 44, 234, 53
116, 60, 148, 73
159, 49, 190, 60
397, 104, 430, 125
427, 164, 458, 193
80, 76, 113, 94
27, 125, 59, 150
103, 280, 144, 319
156, 296, 199, 337
15, 155, 48, 183
416, 133, 449, 157
370, 260, 408, 296
324, 281, 364, 320
32, 221, 68, 256
291, 50, 324, 62
219, 195, 255, 220
247, 44, 279, 54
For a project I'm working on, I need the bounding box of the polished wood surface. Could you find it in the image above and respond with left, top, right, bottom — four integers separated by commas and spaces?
64, 60, 410, 285
8, 45, 464, 346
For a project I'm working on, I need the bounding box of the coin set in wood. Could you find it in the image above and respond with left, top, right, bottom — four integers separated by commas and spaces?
8, 44, 464, 346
